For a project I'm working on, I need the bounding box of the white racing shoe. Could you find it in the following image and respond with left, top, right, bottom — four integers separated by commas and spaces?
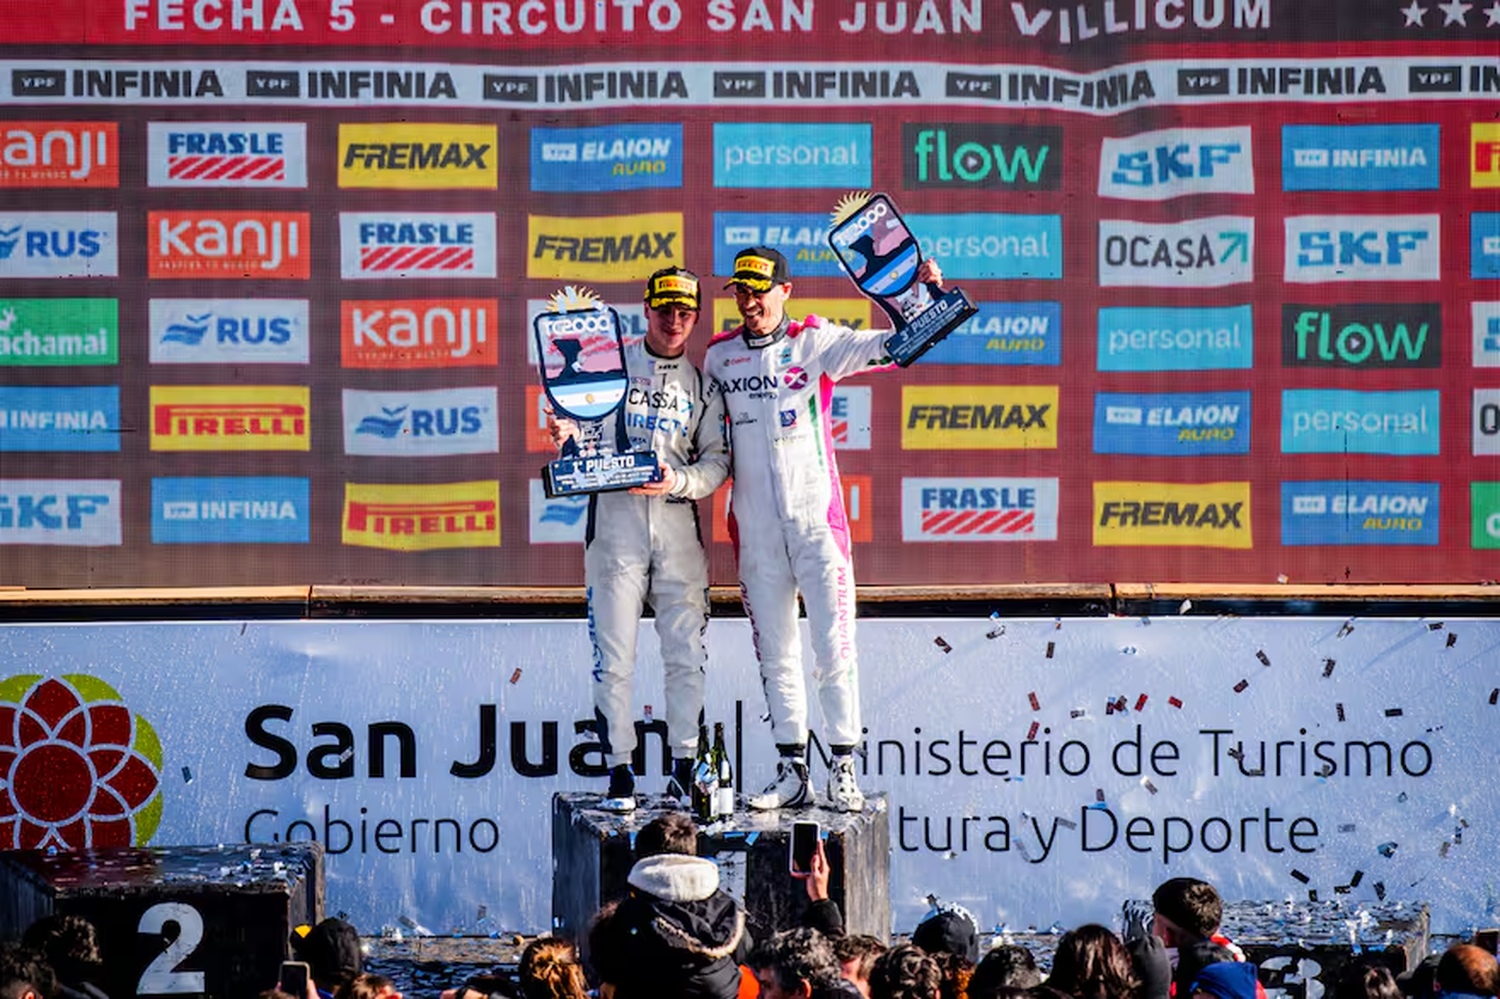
599, 764, 637, 814
748, 758, 811, 811
827, 754, 865, 813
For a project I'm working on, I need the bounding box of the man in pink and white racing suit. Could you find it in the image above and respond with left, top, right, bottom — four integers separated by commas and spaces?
703, 246, 943, 812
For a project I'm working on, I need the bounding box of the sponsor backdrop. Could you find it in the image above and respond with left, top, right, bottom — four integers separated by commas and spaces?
0, 616, 1491, 935
2, 4, 1500, 585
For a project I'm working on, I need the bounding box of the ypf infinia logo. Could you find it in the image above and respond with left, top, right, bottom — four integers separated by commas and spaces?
147, 122, 307, 188
714, 212, 840, 276
1282, 124, 1439, 192
904, 124, 1060, 191
0, 674, 162, 849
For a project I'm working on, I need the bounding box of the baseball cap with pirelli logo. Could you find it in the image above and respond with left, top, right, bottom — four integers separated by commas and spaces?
724, 246, 792, 292
644, 267, 701, 310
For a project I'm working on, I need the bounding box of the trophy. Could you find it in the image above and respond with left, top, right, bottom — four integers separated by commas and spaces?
534, 287, 661, 498
827, 192, 976, 367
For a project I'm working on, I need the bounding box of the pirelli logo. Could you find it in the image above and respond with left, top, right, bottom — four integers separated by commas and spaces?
902, 385, 1057, 450
338, 123, 497, 189
1474, 124, 1500, 190
1093, 481, 1251, 549
150, 386, 310, 451
342, 481, 500, 551
527, 212, 683, 282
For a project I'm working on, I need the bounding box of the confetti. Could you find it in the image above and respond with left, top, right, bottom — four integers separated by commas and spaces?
1256, 650, 1271, 666
1384, 708, 1403, 718
1322, 658, 1337, 677
935, 637, 952, 653
1179, 599, 1192, 614
1106, 700, 1116, 716
1335, 885, 1351, 895
1096, 788, 1106, 802
1070, 709, 1085, 719
1308, 890, 1319, 902
1440, 842, 1451, 859
1233, 679, 1249, 693
477, 905, 488, 920
1058, 817, 1078, 830
1446, 632, 1458, 648
1397, 791, 1408, 803
1337, 620, 1356, 638
643, 704, 653, 721
1374, 882, 1386, 900
1290, 869, 1310, 884
1135, 694, 1149, 711
1168, 696, 1183, 709
987, 622, 1006, 640
1045, 641, 1055, 659
1490, 689, 1499, 705
509, 668, 523, 684
1427, 622, 1444, 631
1141, 778, 1158, 795
339, 746, 354, 763
181, 766, 193, 784
1227, 747, 1244, 762
1115, 696, 1128, 712
1377, 842, 1398, 858
1054, 619, 1062, 630
1336, 703, 1346, 722
1277, 574, 1289, 584
1350, 870, 1364, 886
1339, 824, 1357, 833
1027, 721, 1039, 740
239, 622, 247, 636
1017, 840, 1032, 861
1140, 617, 1152, 626
1120, 646, 1138, 655
1028, 692, 1040, 711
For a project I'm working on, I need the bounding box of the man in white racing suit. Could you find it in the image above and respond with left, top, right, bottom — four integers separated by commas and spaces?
704, 246, 943, 812
549, 268, 729, 813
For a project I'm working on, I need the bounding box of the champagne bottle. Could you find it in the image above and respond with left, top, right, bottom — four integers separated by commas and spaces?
712, 722, 733, 820
692, 723, 716, 824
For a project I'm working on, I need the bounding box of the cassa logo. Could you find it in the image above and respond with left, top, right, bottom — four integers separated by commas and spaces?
0, 212, 118, 278
919, 301, 1061, 366
343, 481, 500, 551
1473, 214, 1500, 279
1473, 124, 1500, 189
1284, 215, 1439, 283
713, 476, 872, 543
1099, 126, 1252, 201
0, 386, 119, 452
1098, 218, 1252, 288
149, 211, 307, 279
529, 479, 587, 544
1282, 389, 1439, 456
339, 123, 497, 189
1471, 482, 1500, 549
0, 299, 117, 366
1094, 481, 1251, 549
1282, 480, 1438, 547
152, 477, 309, 544
343, 387, 498, 456
1093, 391, 1250, 456
715, 213, 841, 275
341, 213, 497, 280
149, 299, 309, 365
1097, 305, 1252, 372
904, 124, 1060, 190
1283, 124, 1439, 192
901, 477, 1059, 542
716, 122, 869, 189
529, 212, 683, 282
150, 386, 310, 452
342, 299, 496, 369
1475, 389, 1500, 456
0, 479, 121, 545
0, 123, 117, 188
902, 386, 1057, 450
1474, 303, 1500, 368
147, 122, 306, 188
1281, 304, 1440, 369
532, 123, 682, 192
830, 386, 870, 450
909, 214, 1061, 280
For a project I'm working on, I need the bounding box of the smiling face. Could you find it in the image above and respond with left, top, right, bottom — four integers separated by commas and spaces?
643, 304, 697, 357
734, 281, 792, 337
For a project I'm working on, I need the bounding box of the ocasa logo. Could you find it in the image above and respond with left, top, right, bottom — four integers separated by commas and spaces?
1099, 126, 1252, 201
1098, 218, 1252, 288
148, 211, 308, 280
341, 299, 497, 369
1281, 304, 1440, 368
0, 123, 117, 188
904, 124, 1060, 190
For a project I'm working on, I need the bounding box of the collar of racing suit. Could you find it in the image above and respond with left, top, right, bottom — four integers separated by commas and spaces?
742, 314, 789, 350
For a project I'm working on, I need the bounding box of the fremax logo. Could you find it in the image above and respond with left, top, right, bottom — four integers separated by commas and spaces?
532, 123, 682, 192
1474, 303, 1500, 368
919, 302, 1061, 367
901, 477, 1059, 542
529, 479, 587, 544
152, 477, 309, 545
1282, 124, 1439, 192
338, 123, 496, 190
715, 213, 841, 276
908, 214, 1061, 280
1473, 214, 1500, 280
903, 124, 1060, 190
1097, 305, 1253, 372
1093, 390, 1250, 456
1093, 481, 1251, 550
1282, 480, 1438, 547
149, 299, 309, 365
1282, 389, 1439, 456
0, 479, 120, 546
0, 386, 119, 453
1098, 218, 1252, 288
1285, 215, 1439, 283
0, 123, 117, 188
715, 123, 870, 189
341, 213, 496, 280
0, 212, 118, 278
147, 122, 306, 188
1281, 304, 1440, 369
1098, 126, 1253, 201
343, 387, 499, 457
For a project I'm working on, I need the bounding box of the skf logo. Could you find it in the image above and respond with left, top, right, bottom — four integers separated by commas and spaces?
1282, 304, 1440, 368
338, 123, 497, 189
0, 213, 118, 279
528, 212, 683, 282
148, 211, 308, 280
341, 299, 497, 369
902, 386, 1057, 450
901, 477, 1059, 542
147, 123, 306, 188
340, 213, 497, 280
1473, 124, 1500, 189
0, 479, 120, 546
343, 481, 499, 551
1098, 218, 1253, 288
713, 476, 872, 544
1098, 126, 1253, 201
150, 386, 310, 452
1284, 215, 1439, 283
1094, 481, 1252, 549
0, 123, 117, 188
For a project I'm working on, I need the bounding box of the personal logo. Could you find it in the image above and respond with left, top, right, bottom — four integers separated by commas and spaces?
901, 477, 1059, 542
1284, 215, 1439, 283
908, 212, 1061, 281
0, 674, 163, 849
342, 481, 500, 551
150, 386, 310, 452
1282, 124, 1439, 192
148, 211, 306, 280
715, 123, 870, 189
343, 386, 498, 457
0, 212, 118, 278
784, 367, 810, 390
0, 299, 117, 366
1093, 481, 1252, 549
149, 299, 309, 365
338, 123, 497, 190
0, 123, 118, 188
1098, 126, 1253, 200
1282, 480, 1438, 547
903, 124, 1060, 191
1098, 217, 1252, 288
1097, 305, 1253, 372
1281, 304, 1440, 369
340, 212, 496, 280
147, 122, 306, 188
1282, 389, 1440, 456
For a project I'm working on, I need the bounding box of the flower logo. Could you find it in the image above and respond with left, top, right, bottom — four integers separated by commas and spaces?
0, 675, 162, 850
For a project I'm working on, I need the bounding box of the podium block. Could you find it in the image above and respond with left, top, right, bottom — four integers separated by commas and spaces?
1224, 899, 1428, 997
553, 793, 890, 948
0, 843, 322, 999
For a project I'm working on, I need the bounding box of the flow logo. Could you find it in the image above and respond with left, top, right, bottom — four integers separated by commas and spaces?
1093, 390, 1250, 456
152, 477, 309, 544
147, 122, 306, 188
716, 123, 870, 189
0, 479, 120, 545
1281, 304, 1440, 369
529, 479, 587, 544
149, 299, 309, 365
903, 124, 1060, 190
0, 123, 117, 188
1474, 303, 1500, 368
1098, 218, 1252, 288
0, 212, 118, 278
533, 123, 682, 192
1093, 481, 1252, 549
343, 387, 499, 457
901, 477, 1059, 542
1282, 480, 1438, 546
0, 299, 117, 367
1285, 215, 1439, 283
1099, 126, 1252, 200
342, 481, 500, 551
1472, 482, 1500, 549
341, 213, 496, 280
1282, 389, 1439, 456
0, 386, 119, 452
1282, 124, 1439, 191
919, 302, 1061, 367
1098, 305, 1253, 372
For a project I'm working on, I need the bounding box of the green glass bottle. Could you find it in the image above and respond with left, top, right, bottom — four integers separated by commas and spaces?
712, 722, 733, 820
692, 723, 716, 824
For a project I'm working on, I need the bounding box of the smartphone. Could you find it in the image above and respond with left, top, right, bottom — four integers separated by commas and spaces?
279, 961, 311, 997
789, 820, 820, 875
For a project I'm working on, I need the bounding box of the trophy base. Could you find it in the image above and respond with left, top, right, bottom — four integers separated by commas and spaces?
883, 288, 977, 367
543, 450, 661, 498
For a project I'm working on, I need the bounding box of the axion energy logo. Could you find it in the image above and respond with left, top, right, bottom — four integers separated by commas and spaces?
1472, 483, 1500, 549
529, 479, 588, 544
342, 481, 500, 551
1094, 391, 1250, 456
0, 212, 117, 278
1098, 217, 1252, 288
0, 675, 161, 848
1282, 124, 1439, 191
1097, 305, 1253, 372
1282, 389, 1439, 456
149, 299, 308, 365
1281, 304, 1440, 369
0, 299, 117, 366
338, 123, 496, 189
532, 123, 682, 192
150, 386, 310, 452
530, 212, 682, 282
909, 214, 1061, 280
1282, 481, 1438, 547
343, 387, 498, 457
151, 477, 309, 544
148, 211, 307, 279
0, 480, 120, 546
342, 299, 496, 369
902, 386, 1057, 450
1474, 124, 1500, 189
904, 124, 1060, 190
1474, 303, 1500, 367
1473, 214, 1500, 279
1093, 481, 1251, 549
1475, 389, 1500, 456
1284, 215, 1439, 283
918, 302, 1061, 366
901, 477, 1059, 542
147, 122, 306, 188
0, 387, 119, 452
716, 123, 869, 189
714, 213, 839, 277
0, 123, 117, 188
1098, 126, 1252, 200
713, 476, 872, 544
341, 212, 496, 280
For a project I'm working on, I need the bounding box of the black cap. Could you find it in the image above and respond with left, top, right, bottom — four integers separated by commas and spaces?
723, 246, 791, 291
644, 266, 700, 310
290, 918, 362, 986
912, 906, 979, 964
